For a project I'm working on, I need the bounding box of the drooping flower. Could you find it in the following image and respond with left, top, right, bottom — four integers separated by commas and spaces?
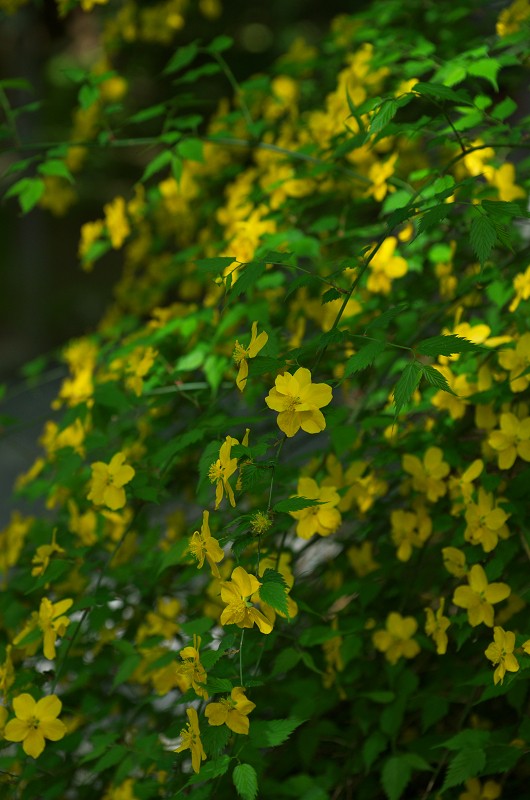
205, 686, 256, 734
189, 510, 224, 579
265, 367, 332, 438
219, 566, 273, 634
453, 564, 511, 627
289, 477, 342, 540
488, 412, 530, 470
174, 707, 207, 774
208, 436, 238, 509
485, 627, 519, 685
178, 635, 208, 699
442, 547, 467, 577
4, 693, 67, 758
464, 488, 510, 553
402, 447, 450, 502
425, 598, 450, 655
87, 452, 135, 511
233, 321, 268, 391
372, 612, 420, 665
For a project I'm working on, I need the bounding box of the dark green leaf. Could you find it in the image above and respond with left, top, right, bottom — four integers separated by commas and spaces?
194, 256, 236, 274
127, 104, 167, 124
247, 355, 286, 377
481, 199, 527, 219
259, 580, 289, 616
229, 262, 266, 300
370, 100, 397, 133
201, 724, 230, 757
343, 340, 386, 378
163, 43, 199, 75
414, 82, 472, 104
440, 748, 486, 793
177, 138, 204, 162
180, 618, 213, 636
365, 303, 408, 331
322, 287, 343, 303
111, 655, 142, 690
363, 730, 387, 771
93, 745, 128, 773
422, 364, 457, 395
249, 718, 305, 748
417, 204, 451, 234
272, 647, 301, 676
417, 334, 488, 357
37, 159, 74, 183
470, 215, 497, 269
381, 756, 412, 800
141, 150, 172, 182
492, 221, 514, 252
207, 35, 234, 53
273, 496, 325, 513
299, 626, 341, 647
393, 363, 422, 416
157, 538, 189, 575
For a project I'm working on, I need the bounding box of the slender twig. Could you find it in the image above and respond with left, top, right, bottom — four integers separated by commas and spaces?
206, 51, 254, 132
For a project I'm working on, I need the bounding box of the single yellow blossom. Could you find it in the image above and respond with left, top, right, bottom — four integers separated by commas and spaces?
251, 553, 298, 626
219, 566, 273, 634
31, 529, 65, 577
174, 707, 206, 774
459, 777, 502, 800
208, 436, 238, 509
372, 612, 420, 665
442, 547, 467, 577
233, 321, 268, 391
390, 508, 432, 562
464, 488, 510, 553
453, 564, 511, 627
488, 412, 530, 469
289, 477, 342, 539
425, 598, 450, 655
487, 162, 526, 202
509, 264, 530, 312
205, 686, 256, 734
4, 693, 67, 758
485, 626, 519, 685
365, 153, 398, 202
346, 541, 380, 577
104, 196, 131, 249
189, 510, 224, 579
265, 367, 332, 438
449, 459, 483, 505
178, 635, 208, 699
402, 447, 450, 502
366, 236, 408, 295
14, 597, 73, 661
498, 332, 530, 393
430, 365, 475, 419
87, 452, 135, 511
497, 0, 530, 37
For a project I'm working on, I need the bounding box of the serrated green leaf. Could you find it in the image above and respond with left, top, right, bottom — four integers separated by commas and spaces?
272, 647, 301, 676
194, 256, 236, 274
365, 303, 408, 331
440, 729, 490, 751
440, 748, 486, 793
470, 215, 497, 269
492, 220, 514, 252
261, 568, 287, 586
229, 262, 266, 300
206, 677, 233, 694
393, 363, 422, 416
482, 199, 526, 219
201, 724, 230, 757
299, 650, 324, 674
247, 355, 286, 377
417, 334, 488, 357
259, 580, 289, 616
180, 618, 213, 636
414, 82, 472, 104
93, 745, 128, 773
370, 100, 397, 133
321, 287, 343, 303
363, 730, 388, 771
417, 204, 451, 234
233, 763, 258, 800
422, 364, 457, 395
467, 59, 500, 92
273, 496, 325, 513
343, 340, 386, 378
250, 718, 305, 749
381, 756, 412, 800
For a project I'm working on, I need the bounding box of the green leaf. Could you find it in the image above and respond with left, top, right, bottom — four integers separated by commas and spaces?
249, 718, 305, 748
422, 364, 457, 395
194, 256, 236, 274
413, 82, 472, 104
27, 559, 69, 592
207, 35, 234, 53
157, 538, 189, 576
481, 199, 527, 219
185, 754, 231, 786
152, 427, 205, 468
467, 59, 500, 92
206, 677, 233, 694
393, 363, 422, 416
201, 633, 236, 670
5, 177, 45, 213
491, 97, 517, 121
93, 745, 128, 773
180, 617, 213, 636
233, 764, 258, 800
470, 215, 497, 269
492, 221, 514, 252
417, 334, 488, 357
441, 729, 490, 750
141, 150, 172, 182
163, 43, 199, 75
321, 287, 343, 303
421, 696, 448, 732
127, 104, 167, 124
370, 100, 397, 133
299, 650, 324, 674
259, 580, 289, 616
229, 262, 266, 300
111, 654, 142, 690
247, 355, 286, 377
78, 84, 99, 111
365, 303, 408, 331
440, 748, 486, 793
363, 730, 387, 771
483, 744, 522, 775
176, 63, 221, 84
0, 77, 34, 92
299, 626, 341, 647
343, 340, 386, 378
272, 647, 301, 676
381, 756, 412, 800
360, 692, 396, 704
201, 724, 230, 757
177, 138, 204, 163
417, 204, 451, 234
37, 159, 74, 183
273, 496, 325, 513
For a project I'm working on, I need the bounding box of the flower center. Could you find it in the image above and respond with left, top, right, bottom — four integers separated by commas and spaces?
232, 342, 248, 365
286, 396, 301, 412
208, 463, 224, 483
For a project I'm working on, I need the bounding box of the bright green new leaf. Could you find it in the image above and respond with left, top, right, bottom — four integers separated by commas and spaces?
233, 764, 258, 800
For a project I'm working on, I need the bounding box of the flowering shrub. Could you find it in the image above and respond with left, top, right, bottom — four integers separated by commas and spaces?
2, 1, 530, 799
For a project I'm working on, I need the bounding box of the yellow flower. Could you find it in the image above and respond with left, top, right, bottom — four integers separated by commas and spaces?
124, 346, 158, 397
0, 646, 15, 701
233, 321, 268, 391
67, 500, 98, 546
189, 510, 225, 579
135, 598, 181, 644
485, 627, 519, 685
346, 541, 380, 577
13, 597, 73, 660
459, 777, 502, 800
219, 566, 273, 634
453, 564, 511, 627
442, 547, 467, 577
178, 635, 208, 699
104, 196, 131, 249
365, 153, 398, 202
430, 365, 475, 419
208, 436, 238, 509
488, 412, 530, 469
366, 237, 408, 295
4, 693, 67, 758
498, 332, 530, 393
251, 553, 298, 626
448, 459, 483, 505
487, 162, 526, 202
289, 477, 342, 540
402, 447, 450, 502
265, 367, 332, 438
205, 686, 256, 734
509, 265, 530, 312
87, 452, 135, 510
31, 529, 65, 577
425, 598, 450, 655
78, 219, 104, 266
390, 508, 432, 562
497, 0, 530, 37
0, 511, 34, 574
250, 511, 272, 535
372, 612, 420, 665
174, 707, 206, 774
464, 488, 510, 553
